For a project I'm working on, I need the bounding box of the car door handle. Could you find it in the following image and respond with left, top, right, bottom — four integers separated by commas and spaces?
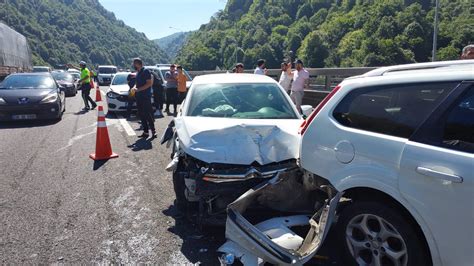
416, 166, 463, 183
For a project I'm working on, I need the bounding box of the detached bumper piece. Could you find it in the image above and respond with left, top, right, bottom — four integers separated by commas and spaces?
219, 171, 341, 265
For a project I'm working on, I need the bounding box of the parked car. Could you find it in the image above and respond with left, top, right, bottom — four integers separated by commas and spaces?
106, 72, 133, 113
51, 71, 77, 96
0, 73, 66, 121
97, 65, 117, 86
33, 66, 51, 72
219, 60, 474, 266
161, 73, 303, 225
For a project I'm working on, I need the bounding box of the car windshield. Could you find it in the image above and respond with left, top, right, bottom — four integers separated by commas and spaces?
187, 83, 298, 119
160, 69, 192, 81
51, 72, 74, 82
99, 67, 117, 74
112, 74, 129, 85
0, 75, 56, 90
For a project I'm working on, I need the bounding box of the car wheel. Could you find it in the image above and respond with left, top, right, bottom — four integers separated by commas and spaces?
337, 201, 429, 266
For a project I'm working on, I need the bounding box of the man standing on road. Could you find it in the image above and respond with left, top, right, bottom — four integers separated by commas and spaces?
126, 72, 137, 119
290, 59, 309, 114
254, 59, 267, 75
177, 65, 188, 107
131, 58, 156, 138
68, 61, 97, 111
278, 62, 292, 93
150, 70, 165, 118
164, 64, 178, 115
461, 44, 474, 59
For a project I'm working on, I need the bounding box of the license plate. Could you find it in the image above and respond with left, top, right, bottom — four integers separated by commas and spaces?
12, 114, 37, 120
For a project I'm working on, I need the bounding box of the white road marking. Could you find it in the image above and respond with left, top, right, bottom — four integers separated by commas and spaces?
117, 114, 136, 136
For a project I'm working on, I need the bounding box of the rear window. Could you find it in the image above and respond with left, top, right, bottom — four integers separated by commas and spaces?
51, 72, 74, 82
333, 82, 459, 138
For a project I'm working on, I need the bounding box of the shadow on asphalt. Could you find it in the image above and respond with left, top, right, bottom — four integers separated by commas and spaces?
162, 205, 226, 265
73, 109, 90, 115
0, 119, 59, 129
127, 137, 153, 151
92, 159, 109, 171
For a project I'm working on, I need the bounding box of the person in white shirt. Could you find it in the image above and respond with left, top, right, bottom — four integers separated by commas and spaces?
290, 59, 310, 114
254, 59, 267, 75
278, 62, 292, 93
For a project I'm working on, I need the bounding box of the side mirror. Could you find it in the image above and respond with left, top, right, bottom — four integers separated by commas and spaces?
160, 120, 175, 145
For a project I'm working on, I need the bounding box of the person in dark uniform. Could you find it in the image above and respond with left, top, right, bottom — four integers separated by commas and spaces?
126, 72, 137, 119
150, 70, 165, 118
131, 58, 156, 138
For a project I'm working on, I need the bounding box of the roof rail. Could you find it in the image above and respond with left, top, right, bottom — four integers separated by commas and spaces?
363, 60, 474, 77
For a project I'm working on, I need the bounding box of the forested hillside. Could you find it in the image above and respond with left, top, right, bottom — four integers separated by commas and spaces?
154, 32, 191, 60
176, 0, 473, 70
0, 0, 168, 67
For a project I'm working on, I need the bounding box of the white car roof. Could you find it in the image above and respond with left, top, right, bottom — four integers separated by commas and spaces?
98, 65, 117, 68
192, 73, 277, 85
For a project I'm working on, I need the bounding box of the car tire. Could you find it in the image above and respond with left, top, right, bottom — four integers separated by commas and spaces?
336, 201, 429, 266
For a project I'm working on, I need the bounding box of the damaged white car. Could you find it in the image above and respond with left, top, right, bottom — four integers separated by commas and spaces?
161, 73, 303, 225
219, 61, 474, 265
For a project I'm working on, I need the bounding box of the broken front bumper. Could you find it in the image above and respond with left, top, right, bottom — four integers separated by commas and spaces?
219, 172, 341, 265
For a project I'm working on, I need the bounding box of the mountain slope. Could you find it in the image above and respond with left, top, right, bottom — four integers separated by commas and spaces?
175, 0, 473, 70
0, 0, 169, 67
154, 32, 191, 60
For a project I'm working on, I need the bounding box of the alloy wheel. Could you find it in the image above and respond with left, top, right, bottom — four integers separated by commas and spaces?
345, 213, 408, 266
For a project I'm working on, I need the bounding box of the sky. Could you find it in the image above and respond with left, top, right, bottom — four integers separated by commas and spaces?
98, 0, 227, 40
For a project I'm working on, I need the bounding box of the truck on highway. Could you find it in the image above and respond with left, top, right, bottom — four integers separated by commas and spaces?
0, 22, 32, 80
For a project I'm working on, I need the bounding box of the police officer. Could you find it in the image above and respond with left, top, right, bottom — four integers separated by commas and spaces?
131, 58, 156, 138
68, 61, 97, 111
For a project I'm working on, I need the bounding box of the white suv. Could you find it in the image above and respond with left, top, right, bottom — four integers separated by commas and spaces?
219, 60, 474, 266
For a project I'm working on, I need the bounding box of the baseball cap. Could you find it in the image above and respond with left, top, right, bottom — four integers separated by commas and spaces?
79, 61, 86, 65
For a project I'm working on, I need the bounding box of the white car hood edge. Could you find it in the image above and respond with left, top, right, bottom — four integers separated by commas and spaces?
175, 116, 301, 165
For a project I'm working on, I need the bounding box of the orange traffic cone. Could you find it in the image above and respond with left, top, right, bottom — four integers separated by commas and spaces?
92, 79, 102, 102
89, 105, 118, 161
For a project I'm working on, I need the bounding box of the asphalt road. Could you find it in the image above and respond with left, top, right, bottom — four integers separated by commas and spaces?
0, 86, 339, 265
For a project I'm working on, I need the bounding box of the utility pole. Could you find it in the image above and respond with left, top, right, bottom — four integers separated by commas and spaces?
432, 0, 440, 61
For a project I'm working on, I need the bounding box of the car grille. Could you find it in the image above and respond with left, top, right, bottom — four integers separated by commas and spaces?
116, 95, 129, 102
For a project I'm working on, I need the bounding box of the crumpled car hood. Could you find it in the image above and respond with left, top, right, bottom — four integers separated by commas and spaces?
175, 116, 301, 165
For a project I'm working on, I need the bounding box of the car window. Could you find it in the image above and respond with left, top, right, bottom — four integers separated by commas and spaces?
333, 82, 458, 138
186, 83, 298, 119
112, 74, 129, 85
0, 75, 56, 90
441, 87, 474, 153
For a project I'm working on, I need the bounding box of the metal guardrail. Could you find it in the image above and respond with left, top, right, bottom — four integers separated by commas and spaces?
188, 67, 376, 91
188, 67, 377, 106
